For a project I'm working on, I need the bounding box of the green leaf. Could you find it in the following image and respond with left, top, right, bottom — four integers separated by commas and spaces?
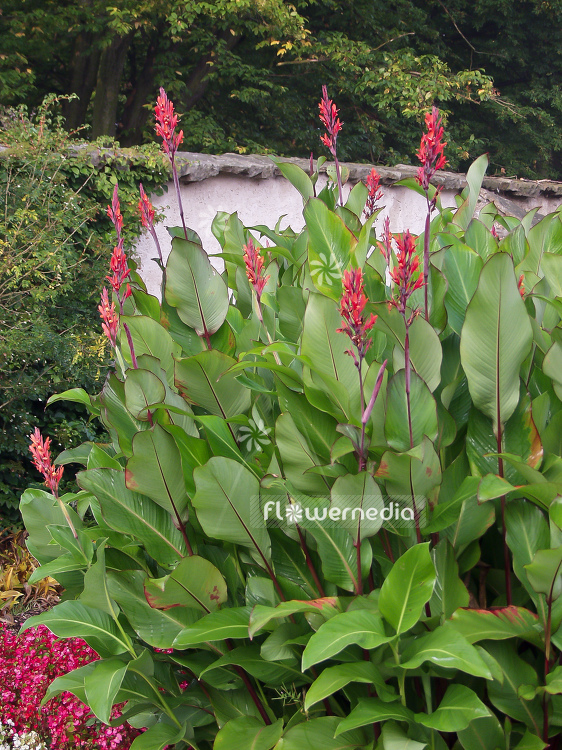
125, 425, 188, 521
454, 154, 489, 230
77, 468, 188, 566
399, 624, 493, 678
124, 368, 166, 420
460, 253, 533, 432
273, 158, 314, 201
119, 315, 180, 386
84, 658, 128, 724
450, 606, 540, 646
384, 370, 438, 451
282, 716, 365, 748
381, 722, 427, 750
330, 471, 384, 541
249, 598, 341, 638
443, 240, 483, 335
20, 601, 131, 658
305, 661, 394, 710
301, 609, 391, 670
165, 235, 229, 336
175, 349, 251, 418
457, 713, 505, 750
144, 555, 227, 612
275, 413, 332, 494
506, 499, 550, 605
174, 606, 251, 647
486, 641, 542, 733
201, 645, 304, 685
430, 539, 469, 619
544, 340, 562, 401
47, 388, 100, 416
193, 456, 271, 563
41, 662, 96, 706
215, 716, 284, 750
415, 685, 490, 732
525, 546, 562, 600
129, 722, 185, 750
379, 543, 435, 634
512, 731, 548, 750
335, 699, 414, 735
306, 198, 357, 301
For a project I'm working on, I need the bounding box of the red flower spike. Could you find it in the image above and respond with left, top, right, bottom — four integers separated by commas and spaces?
416, 106, 447, 191
337, 268, 377, 360
29, 428, 64, 496
243, 238, 270, 301
390, 230, 424, 313
318, 85, 343, 156
155, 87, 184, 158
364, 168, 383, 219
138, 183, 155, 229
106, 241, 131, 294
518, 274, 526, 298
379, 215, 392, 264
99, 287, 119, 347
106, 184, 123, 239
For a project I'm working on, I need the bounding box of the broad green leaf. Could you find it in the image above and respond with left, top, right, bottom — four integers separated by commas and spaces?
77, 468, 188, 566
330, 472, 384, 541
306, 198, 357, 301
174, 606, 251, 647
544, 340, 562, 401
47, 388, 100, 416
520, 212, 562, 277
119, 315, 180, 386
175, 349, 251, 418
125, 425, 188, 521
144, 554, 227, 612
123, 368, 166, 420
541, 252, 562, 297
129, 722, 185, 750
193, 456, 271, 563
457, 713, 505, 750
215, 716, 284, 750
512, 732, 548, 750
20, 489, 82, 563
249, 598, 341, 638
450, 606, 540, 646
454, 154, 489, 230
415, 685, 490, 731
486, 641, 542, 732
379, 543, 435, 634
165, 235, 229, 336
443, 240, 483, 334
381, 722, 426, 750
305, 661, 394, 710
84, 658, 128, 724
307, 523, 361, 592
281, 716, 365, 748
465, 219, 497, 260
20, 601, 132, 657
460, 252, 532, 432
430, 539, 469, 619
201, 645, 304, 685
399, 624, 493, 678
525, 546, 562, 599
79, 543, 118, 618
274, 158, 314, 201
384, 370, 438, 451
545, 665, 562, 695
99, 373, 150, 456
506, 499, 550, 607
335, 699, 414, 735
41, 662, 96, 706
275, 413, 332, 494
301, 609, 391, 670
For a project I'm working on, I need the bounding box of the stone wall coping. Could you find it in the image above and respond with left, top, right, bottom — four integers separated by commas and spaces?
3, 144, 562, 199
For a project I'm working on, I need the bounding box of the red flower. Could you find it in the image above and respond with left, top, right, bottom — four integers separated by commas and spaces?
155, 87, 184, 157
318, 85, 343, 156
106, 242, 131, 298
518, 274, 526, 298
98, 287, 119, 347
138, 183, 155, 229
416, 107, 447, 191
337, 268, 377, 359
389, 230, 424, 313
29, 428, 63, 496
364, 168, 383, 219
106, 184, 123, 239
243, 238, 270, 301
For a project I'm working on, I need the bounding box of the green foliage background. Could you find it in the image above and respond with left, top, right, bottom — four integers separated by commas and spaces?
0, 97, 169, 523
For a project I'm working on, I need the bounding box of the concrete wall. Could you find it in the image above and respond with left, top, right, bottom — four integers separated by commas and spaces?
135, 152, 562, 297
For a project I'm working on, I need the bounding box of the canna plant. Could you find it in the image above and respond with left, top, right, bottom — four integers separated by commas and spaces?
18, 88, 562, 750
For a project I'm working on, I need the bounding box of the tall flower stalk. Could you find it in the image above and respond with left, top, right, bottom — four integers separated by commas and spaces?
337, 268, 386, 595
416, 107, 447, 322
138, 183, 163, 266
155, 88, 188, 242
319, 85, 344, 206
363, 168, 384, 220
243, 238, 282, 366
382, 223, 425, 541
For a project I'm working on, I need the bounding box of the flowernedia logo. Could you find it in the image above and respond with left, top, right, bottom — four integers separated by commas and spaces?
250, 494, 426, 531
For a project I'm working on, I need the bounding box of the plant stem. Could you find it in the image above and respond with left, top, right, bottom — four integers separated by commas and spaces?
423, 199, 431, 322
171, 158, 188, 242
225, 639, 271, 724
333, 152, 344, 207
496, 425, 512, 606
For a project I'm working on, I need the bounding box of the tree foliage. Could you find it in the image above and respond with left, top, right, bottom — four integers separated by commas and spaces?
4, 0, 560, 177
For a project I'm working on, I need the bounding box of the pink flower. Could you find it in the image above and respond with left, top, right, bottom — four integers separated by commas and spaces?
364, 168, 383, 219
337, 268, 377, 360
29, 428, 64, 496
106, 185, 123, 239
416, 107, 447, 191
155, 88, 184, 157
243, 238, 269, 301
318, 85, 343, 156
98, 288, 119, 347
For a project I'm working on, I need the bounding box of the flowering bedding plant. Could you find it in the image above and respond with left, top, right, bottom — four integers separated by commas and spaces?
16, 88, 562, 749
